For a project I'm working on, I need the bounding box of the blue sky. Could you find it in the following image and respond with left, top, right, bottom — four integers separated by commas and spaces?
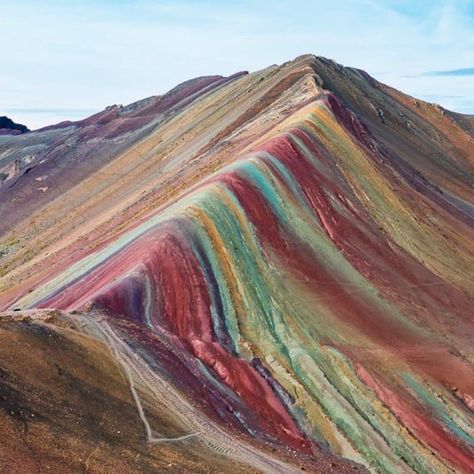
1, 0, 473, 129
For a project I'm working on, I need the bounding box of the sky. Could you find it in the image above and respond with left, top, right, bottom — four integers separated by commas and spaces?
1, 0, 474, 130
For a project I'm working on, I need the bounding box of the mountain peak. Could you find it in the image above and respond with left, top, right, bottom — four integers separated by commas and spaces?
0, 116, 29, 135
0, 55, 473, 473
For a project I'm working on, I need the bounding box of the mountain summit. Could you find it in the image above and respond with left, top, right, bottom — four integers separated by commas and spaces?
0, 116, 29, 135
0, 55, 473, 473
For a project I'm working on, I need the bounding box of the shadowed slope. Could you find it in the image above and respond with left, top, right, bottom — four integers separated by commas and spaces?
0, 116, 29, 136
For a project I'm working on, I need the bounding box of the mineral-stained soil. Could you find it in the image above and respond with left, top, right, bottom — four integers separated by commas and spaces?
0, 54, 473, 473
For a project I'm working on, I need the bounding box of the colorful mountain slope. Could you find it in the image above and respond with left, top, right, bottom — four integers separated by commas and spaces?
0, 55, 473, 473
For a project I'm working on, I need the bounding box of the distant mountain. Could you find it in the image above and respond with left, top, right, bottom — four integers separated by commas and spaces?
0, 115, 29, 135
0, 55, 473, 473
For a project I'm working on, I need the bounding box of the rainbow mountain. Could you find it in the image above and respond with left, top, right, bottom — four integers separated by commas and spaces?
0, 55, 473, 473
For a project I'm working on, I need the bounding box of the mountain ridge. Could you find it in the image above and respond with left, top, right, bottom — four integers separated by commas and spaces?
0, 54, 473, 473
0, 116, 29, 135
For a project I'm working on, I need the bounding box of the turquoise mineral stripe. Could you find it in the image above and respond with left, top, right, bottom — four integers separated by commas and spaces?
184, 205, 242, 352
195, 185, 292, 358
258, 150, 318, 219
313, 346, 443, 473
240, 154, 424, 338
288, 349, 403, 474
403, 372, 474, 447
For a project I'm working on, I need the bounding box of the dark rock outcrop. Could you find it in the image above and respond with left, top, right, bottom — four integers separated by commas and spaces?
0, 116, 29, 135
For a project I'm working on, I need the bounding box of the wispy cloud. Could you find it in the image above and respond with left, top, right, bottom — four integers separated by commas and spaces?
422, 67, 474, 77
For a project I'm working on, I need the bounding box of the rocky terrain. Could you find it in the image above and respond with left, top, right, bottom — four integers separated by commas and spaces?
0, 55, 473, 473
0, 116, 29, 136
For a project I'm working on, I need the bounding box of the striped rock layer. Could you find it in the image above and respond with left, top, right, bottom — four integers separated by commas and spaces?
0, 55, 473, 473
